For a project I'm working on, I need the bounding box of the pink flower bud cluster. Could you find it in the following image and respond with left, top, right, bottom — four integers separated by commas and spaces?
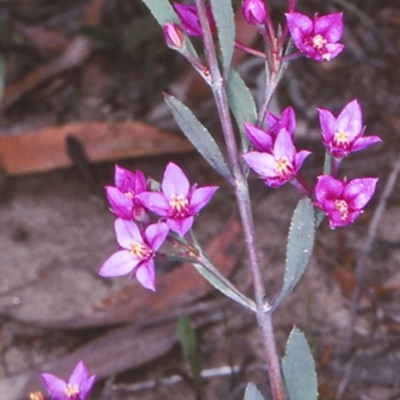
100, 162, 217, 291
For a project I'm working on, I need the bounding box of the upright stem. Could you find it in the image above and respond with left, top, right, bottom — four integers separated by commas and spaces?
195, 1, 286, 398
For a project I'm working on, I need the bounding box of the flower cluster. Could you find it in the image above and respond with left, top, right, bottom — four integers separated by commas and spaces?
100, 162, 217, 291
242, 99, 380, 228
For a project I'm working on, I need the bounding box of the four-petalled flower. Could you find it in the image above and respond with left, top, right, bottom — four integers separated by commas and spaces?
105, 165, 148, 221
317, 99, 382, 158
286, 11, 344, 62
314, 175, 378, 229
99, 219, 169, 291
138, 162, 218, 237
243, 128, 311, 188
41, 360, 96, 400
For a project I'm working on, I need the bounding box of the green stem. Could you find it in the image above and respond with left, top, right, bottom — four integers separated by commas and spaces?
194, 1, 287, 399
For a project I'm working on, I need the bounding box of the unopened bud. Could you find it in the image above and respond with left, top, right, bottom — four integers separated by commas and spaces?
242, 0, 267, 25
163, 23, 186, 50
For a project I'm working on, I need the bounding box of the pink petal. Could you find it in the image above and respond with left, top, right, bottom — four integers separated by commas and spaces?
115, 219, 142, 249
135, 261, 156, 291
352, 135, 382, 152
273, 128, 296, 159
105, 186, 133, 219
114, 165, 137, 192
286, 12, 313, 42
315, 175, 344, 202
294, 150, 311, 172
80, 375, 97, 400
317, 108, 337, 141
167, 216, 194, 237
344, 178, 378, 209
162, 162, 190, 198
99, 250, 137, 277
138, 192, 170, 217
242, 151, 277, 178
314, 13, 343, 42
41, 373, 68, 399
69, 361, 88, 387
244, 123, 273, 151
337, 99, 362, 136
190, 186, 218, 214
145, 222, 169, 251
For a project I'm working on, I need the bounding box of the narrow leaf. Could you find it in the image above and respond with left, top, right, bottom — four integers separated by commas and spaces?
164, 94, 232, 181
227, 68, 257, 153
0, 54, 5, 100
210, 0, 235, 78
272, 197, 315, 309
282, 327, 318, 400
140, 0, 180, 26
178, 316, 202, 397
243, 383, 266, 400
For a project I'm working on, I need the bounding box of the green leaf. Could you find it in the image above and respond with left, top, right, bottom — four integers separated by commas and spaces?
210, 0, 235, 78
227, 68, 257, 153
140, 0, 180, 26
282, 327, 318, 400
164, 94, 232, 181
0, 54, 5, 100
272, 197, 315, 310
178, 316, 202, 397
243, 383, 266, 400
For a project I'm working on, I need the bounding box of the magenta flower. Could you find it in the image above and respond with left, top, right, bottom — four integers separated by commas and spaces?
173, 3, 216, 37
99, 219, 169, 291
245, 106, 296, 152
137, 162, 218, 237
41, 360, 96, 400
314, 175, 378, 229
317, 99, 382, 158
242, 0, 267, 26
105, 165, 147, 221
242, 128, 311, 188
285, 11, 344, 62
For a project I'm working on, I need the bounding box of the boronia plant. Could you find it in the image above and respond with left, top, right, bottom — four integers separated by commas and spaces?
32, 1, 382, 399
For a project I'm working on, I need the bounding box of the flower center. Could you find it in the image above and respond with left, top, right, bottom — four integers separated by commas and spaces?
335, 199, 349, 220
65, 383, 80, 399
169, 194, 190, 218
275, 156, 294, 179
30, 392, 45, 400
312, 34, 327, 50
124, 190, 135, 199
129, 242, 153, 260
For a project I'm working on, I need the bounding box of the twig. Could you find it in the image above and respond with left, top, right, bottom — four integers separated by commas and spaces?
343, 154, 400, 352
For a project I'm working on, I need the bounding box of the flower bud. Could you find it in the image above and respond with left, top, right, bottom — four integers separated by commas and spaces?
163, 22, 186, 50
242, 0, 267, 25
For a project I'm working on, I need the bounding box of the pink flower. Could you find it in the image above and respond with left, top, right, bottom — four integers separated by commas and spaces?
41, 361, 96, 400
99, 219, 169, 291
242, 128, 311, 188
173, 2, 216, 37
242, 0, 267, 26
105, 165, 148, 221
317, 99, 382, 158
285, 11, 344, 62
244, 106, 296, 152
314, 175, 378, 228
137, 162, 218, 237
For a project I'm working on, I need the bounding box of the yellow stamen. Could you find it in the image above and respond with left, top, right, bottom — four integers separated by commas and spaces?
129, 242, 152, 259
335, 199, 349, 220
275, 156, 294, 179
30, 392, 45, 400
65, 383, 80, 398
169, 194, 189, 212
312, 34, 327, 50
334, 129, 349, 145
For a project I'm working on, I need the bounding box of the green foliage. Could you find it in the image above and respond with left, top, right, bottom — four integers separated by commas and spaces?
282, 327, 318, 400
227, 68, 257, 153
272, 197, 315, 310
178, 316, 202, 399
243, 383, 266, 400
164, 94, 232, 181
210, 0, 235, 78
